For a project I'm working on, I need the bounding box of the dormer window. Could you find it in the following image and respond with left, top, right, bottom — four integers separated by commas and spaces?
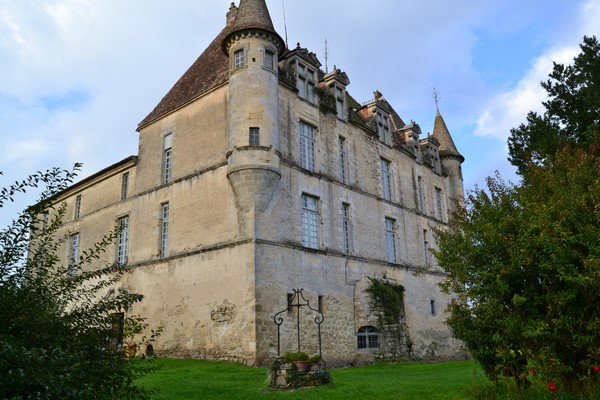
376, 111, 391, 144
234, 49, 246, 69
297, 62, 316, 103
335, 86, 345, 120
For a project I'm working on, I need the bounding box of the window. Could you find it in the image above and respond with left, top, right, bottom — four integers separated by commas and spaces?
318, 295, 324, 313
160, 203, 170, 258
376, 111, 391, 144
287, 293, 294, 314
121, 172, 129, 200
435, 187, 444, 220
264, 50, 274, 69
42, 213, 49, 231
380, 159, 392, 201
385, 218, 397, 263
357, 326, 379, 349
299, 122, 316, 172
339, 137, 347, 183
116, 216, 129, 265
342, 203, 351, 254
430, 299, 436, 316
335, 86, 345, 119
418, 176, 426, 213
109, 312, 124, 348
297, 62, 315, 103
74, 195, 82, 219
234, 49, 245, 69
423, 229, 430, 266
163, 133, 173, 184
249, 127, 260, 146
301, 194, 319, 249
69, 233, 80, 275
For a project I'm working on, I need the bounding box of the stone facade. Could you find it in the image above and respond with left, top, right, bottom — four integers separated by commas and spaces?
49, 0, 466, 366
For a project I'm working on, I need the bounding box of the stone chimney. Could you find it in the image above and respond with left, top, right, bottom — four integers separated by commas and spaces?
226, 2, 238, 25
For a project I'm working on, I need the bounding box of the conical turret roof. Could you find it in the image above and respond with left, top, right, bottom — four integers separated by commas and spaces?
233, 0, 276, 33
222, 0, 285, 54
432, 107, 464, 162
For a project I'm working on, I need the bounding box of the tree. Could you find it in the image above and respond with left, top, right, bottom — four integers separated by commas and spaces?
0, 166, 155, 399
508, 36, 600, 175
435, 36, 600, 396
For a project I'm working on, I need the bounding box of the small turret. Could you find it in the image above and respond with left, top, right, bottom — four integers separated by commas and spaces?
432, 106, 464, 212
223, 0, 285, 235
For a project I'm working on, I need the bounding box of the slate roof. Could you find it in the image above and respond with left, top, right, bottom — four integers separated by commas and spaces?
137, 22, 233, 130
138, 0, 286, 130
432, 107, 464, 161
230, 0, 277, 36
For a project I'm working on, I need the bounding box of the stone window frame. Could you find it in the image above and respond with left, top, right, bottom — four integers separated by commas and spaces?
339, 136, 348, 184
121, 172, 129, 201
263, 47, 276, 71
357, 326, 379, 349
234, 48, 246, 69
435, 187, 444, 221
385, 217, 397, 264
301, 193, 319, 249
376, 110, 391, 145
74, 194, 82, 220
116, 215, 129, 266
430, 299, 437, 316
68, 232, 80, 276
163, 133, 173, 184
296, 61, 316, 103
380, 158, 393, 201
249, 127, 260, 146
160, 202, 170, 259
423, 228, 430, 267
299, 121, 316, 172
335, 85, 345, 120
417, 176, 426, 214
341, 202, 351, 254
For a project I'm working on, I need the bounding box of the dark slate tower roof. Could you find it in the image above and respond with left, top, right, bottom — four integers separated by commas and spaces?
233, 0, 276, 33
222, 0, 285, 55
432, 107, 464, 162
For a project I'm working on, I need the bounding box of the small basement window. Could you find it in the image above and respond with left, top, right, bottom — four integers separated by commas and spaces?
357, 326, 379, 349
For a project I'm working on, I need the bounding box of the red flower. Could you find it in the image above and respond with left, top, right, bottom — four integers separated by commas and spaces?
593, 365, 600, 373
548, 381, 556, 391
529, 368, 535, 374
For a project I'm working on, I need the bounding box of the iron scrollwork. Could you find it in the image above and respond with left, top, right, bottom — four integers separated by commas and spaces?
273, 288, 325, 359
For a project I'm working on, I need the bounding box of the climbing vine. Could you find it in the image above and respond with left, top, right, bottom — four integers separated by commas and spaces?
365, 278, 405, 325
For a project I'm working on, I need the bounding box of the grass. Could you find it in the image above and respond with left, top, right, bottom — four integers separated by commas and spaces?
136, 358, 481, 399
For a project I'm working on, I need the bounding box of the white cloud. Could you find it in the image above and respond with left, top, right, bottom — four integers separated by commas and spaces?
473, 0, 600, 141
474, 47, 578, 139
1, 0, 599, 229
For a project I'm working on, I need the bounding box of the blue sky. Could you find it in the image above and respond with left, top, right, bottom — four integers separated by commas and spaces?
1, 0, 599, 227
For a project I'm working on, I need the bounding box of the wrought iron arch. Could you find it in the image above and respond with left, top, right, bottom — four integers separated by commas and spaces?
273, 288, 324, 358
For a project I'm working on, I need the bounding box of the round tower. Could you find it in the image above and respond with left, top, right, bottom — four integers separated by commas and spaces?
222, 0, 286, 216
432, 107, 465, 213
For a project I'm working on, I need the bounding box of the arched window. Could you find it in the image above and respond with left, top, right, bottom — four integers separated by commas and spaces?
357, 326, 379, 349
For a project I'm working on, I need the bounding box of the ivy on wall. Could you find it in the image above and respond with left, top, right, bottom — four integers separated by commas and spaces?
365, 278, 406, 325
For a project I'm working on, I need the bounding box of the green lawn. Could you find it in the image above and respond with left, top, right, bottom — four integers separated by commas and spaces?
136, 358, 481, 399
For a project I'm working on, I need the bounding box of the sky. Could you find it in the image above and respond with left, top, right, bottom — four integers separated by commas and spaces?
0, 0, 599, 228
